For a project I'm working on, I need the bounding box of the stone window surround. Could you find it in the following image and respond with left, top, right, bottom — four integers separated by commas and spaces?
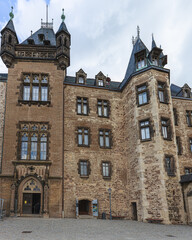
76, 97, 89, 116
161, 117, 172, 141
18, 72, 50, 106
98, 129, 112, 149
139, 118, 153, 142
173, 108, 178, 126
176, 136, 182, 155
101, 161, 112, 179
135, 50, 147, 70
157, 80, 169, 104
184, 167, 192, 174
17, 121, 49, 162
136, 82, 150, 107
186, 110, 192, 127
77, 127, 90, 147
76, 69, 87, 85
97, 99, 110, 118
77, 159, 90, 178
164, 154, 175, 176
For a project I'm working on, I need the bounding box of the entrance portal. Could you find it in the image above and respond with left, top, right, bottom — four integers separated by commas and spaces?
79, 200, 91, 215
23, 193, 41, 214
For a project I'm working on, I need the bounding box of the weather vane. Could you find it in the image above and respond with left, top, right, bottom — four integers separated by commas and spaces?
61, 9, 65, 22
9, 6, 14, 20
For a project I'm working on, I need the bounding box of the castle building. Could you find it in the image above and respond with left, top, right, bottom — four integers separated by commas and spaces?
0, 8, 192, 224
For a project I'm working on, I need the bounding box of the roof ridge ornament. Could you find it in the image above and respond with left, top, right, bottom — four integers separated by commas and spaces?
61, 9, 65, 22
9, 6, 14, 20
137, 25, 140, 38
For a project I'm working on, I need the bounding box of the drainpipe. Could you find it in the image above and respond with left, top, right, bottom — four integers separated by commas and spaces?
62, 72, 65, 218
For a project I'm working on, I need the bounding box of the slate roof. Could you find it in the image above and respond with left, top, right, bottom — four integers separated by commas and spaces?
0, 73, 8, 82
151, 36, 157, 49
56, 22, 70, 36
64, 76, 120, 91
170, 83, 192, 98
119, 37, 149, 89
21, 27, 56, 46
1, 19, 16, 33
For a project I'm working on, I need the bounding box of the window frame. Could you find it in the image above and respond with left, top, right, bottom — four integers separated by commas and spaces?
186, 111, 192, 127
139, 119, 152, 141
19, 73, 50, 105
184, 167, 192, 175
176, 136, 182, 155
18, 122, 49, 161
161, 118, 172, 140
78, 160, 90, 178
173, 108, 178, 126
76, 97, 89, 116
101, 161, 112, 179
136, 83, 149, 106
189, 138, 192, 153
77, 127, 90, 147
157, 81, 168, 104
97, 99, 110, 118
99, 129, 112, 149
164, 155, 175, 176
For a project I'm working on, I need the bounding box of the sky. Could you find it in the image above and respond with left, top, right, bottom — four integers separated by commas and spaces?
0, 0, 192, 87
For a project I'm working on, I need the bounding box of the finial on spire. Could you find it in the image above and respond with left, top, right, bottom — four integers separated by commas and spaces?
9, 6, 14, 20
137, 26, 140, 38
132, 36, 135, 45
152, 33, 154, 41
31, 30, 33, 36
61, 8, 65, 22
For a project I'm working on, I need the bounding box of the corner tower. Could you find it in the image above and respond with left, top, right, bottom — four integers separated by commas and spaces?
56, 9, 71, 70
0, 7, 18, 68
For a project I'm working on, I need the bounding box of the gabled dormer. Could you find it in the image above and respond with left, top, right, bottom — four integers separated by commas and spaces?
182, 84, 191, 98
76, 69, 87, 84
148, 35, 162, 66
0, 7, 19, 68
95, 71, 106, 87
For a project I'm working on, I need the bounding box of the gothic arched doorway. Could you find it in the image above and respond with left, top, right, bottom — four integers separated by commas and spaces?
18, 177, 43, 215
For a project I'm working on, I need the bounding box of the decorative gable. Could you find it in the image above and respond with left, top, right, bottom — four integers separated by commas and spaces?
95, 71, 106, 87
76, 69, 87, 84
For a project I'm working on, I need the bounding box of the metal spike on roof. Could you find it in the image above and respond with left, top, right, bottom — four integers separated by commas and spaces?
9, 6, 14, 20
61, 9, 65, 22
151, 33, 157, 49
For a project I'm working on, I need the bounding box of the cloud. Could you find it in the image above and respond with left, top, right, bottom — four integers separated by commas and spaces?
0, 0, 192, 86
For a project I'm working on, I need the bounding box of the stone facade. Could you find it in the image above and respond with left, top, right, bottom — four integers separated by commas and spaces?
0, 11, 192, 224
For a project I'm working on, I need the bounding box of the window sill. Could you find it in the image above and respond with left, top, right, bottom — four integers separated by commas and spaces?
163, 137, 172, 141
140, 138, 152, 142
159, 101, 169, 105
18, 100, 51, 106
167, 172, 176, 177
12, 160, 52, 165
99, 146, 111, 149
137, 102, 149, 107
77, 113, 89, 116
103, 176, 111, 180
98, 115, 109, 118
80, 175, 89, 178
78, 145, 90, 148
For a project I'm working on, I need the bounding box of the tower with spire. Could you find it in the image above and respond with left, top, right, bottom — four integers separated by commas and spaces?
0, 7, 18, 68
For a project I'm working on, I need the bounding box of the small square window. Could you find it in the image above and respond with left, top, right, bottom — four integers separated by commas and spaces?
78, 77, 84, 84
98, 79, 104, 86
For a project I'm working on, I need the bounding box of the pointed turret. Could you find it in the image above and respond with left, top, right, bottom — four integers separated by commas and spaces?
151, 34, 157, 49
0, 7, 18, 68
56, 9, 71, 70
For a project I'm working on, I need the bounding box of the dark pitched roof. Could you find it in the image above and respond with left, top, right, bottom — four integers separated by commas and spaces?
64, 76, 120, 91
0, 73, 8, 82
151, 36, 157, 49
120, 37, 149, 89
1, 19, 16, 33
56, 22, 70, 36
170, 84, 182, 96
21, 27, 56, 46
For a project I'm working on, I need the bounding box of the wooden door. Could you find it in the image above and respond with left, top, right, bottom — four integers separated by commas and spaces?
23, 193, 32, 214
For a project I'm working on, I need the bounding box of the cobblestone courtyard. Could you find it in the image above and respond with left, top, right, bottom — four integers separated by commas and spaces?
0, 218, 192, 240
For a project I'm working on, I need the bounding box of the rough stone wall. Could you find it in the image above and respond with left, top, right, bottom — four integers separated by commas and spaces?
63, 84, 128, 218
121, 69, 185, 224
0, 62, 64, 217
172, 98, 192, 175
0, 80, 6, 173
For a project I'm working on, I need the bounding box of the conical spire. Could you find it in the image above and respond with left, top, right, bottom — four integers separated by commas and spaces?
1, 7, 16, 34
151, 33, 157, 49
56, 9, 70, 35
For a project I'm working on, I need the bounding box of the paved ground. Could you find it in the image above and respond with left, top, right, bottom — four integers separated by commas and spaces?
0, 218, 192, 240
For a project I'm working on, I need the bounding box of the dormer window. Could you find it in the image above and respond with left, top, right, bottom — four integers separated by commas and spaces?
76, 69, 87, 85
98, 79, 104, 87
78, 76, 85, 84
38, 34, 44, 42
152, 57, 158, 66
136, 55, 146, 70
182, 84, 191, 98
